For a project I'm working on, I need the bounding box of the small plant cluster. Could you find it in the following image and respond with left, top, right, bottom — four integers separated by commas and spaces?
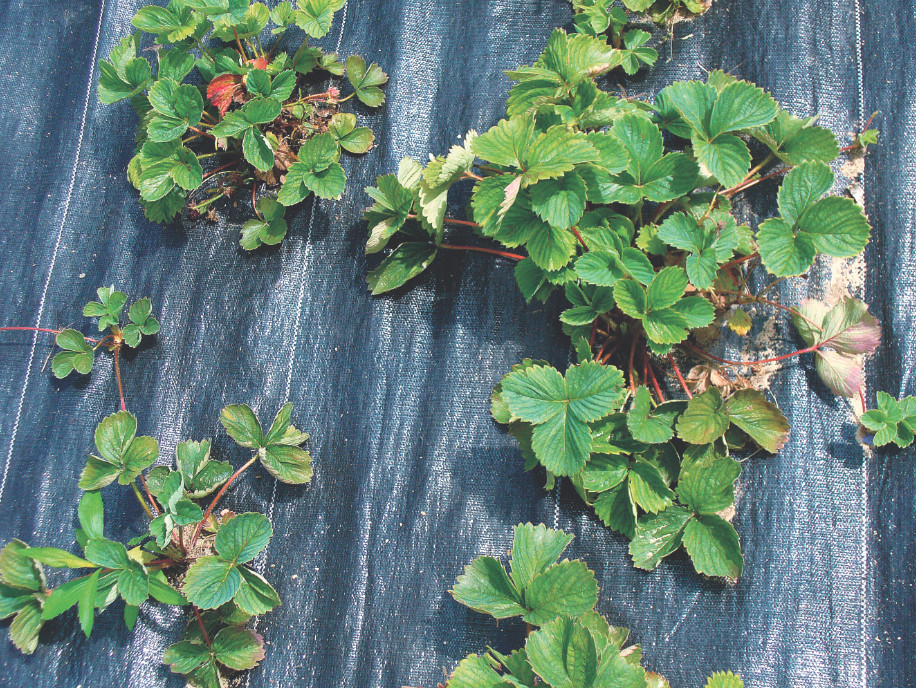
101, 0, 386, 249
363, 16, 898, 578
0, 290, 312, 687
437, 524, 742, 688
571, 0, 711, 37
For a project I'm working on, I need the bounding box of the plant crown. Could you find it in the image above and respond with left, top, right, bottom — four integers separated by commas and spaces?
101, 0, 386, 249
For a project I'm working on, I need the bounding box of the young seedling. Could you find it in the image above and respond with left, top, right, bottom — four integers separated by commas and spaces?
101, 0, 387, 249
1, 286, 159, 410
433, 524, 743, 688
363, 11, 897, 578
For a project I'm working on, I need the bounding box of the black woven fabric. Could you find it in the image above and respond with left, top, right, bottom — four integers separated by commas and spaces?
0, 1, 912, 686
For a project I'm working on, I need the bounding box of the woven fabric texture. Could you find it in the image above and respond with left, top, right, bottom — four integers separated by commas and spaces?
0, 1, 912, 686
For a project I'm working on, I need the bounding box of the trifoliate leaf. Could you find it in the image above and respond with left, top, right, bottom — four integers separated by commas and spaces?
759, 162, 871, 276
628, 459, 675, 513
366, 242, 438, 295
328, 113, 375, 154
610, 115, 699, 202
676, 444, 741, 514
345, 55, 388, 107
724, 389, 790, 452
682, 515, 743, 578
619, 29, 657, 75
629, 506, 691, 571
451, 556, 525, 619
212, 626, 266, 671
500, 362, 626, 476
363, 174, 414, 254
676, 388, 730, 444
861, 392, 916, 448
530, 173, 588, 229
594, 482, 638, 538
79, 412, 159, 490
295, 0, 345, 38
278, 133, 346, 203
52, 329, 95, 378
509, 523, 574, 592
527, 616, 598, 687
234, 567, 281, 615
98, 33, 151, 104
183, 556, 241, 609
706, 671, 745, 688
523, 560, 598, 625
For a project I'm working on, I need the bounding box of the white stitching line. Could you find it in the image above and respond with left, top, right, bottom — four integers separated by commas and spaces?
0, 0, 107, 509
853, 0, 868, 685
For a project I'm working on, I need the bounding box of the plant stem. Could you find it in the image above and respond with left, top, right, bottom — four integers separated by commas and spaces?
113, 346, 127, 411
233, 28, 248, 61
194, 606, 212, 646
194, 38, 215, 61
628, 337, 638, 393
410, 214, 481, 230
439, 244, 524, 261
252, 180, 260, 219
718, 252, 758, 272
462, 171, 484, 181
715, 288, 823, 331
0, 326, 100, 344
291, 40, 308, 70
667, 352, 693, 398
195, 152, 223, 160
190, 455, 258, 546
571, 226, 589, 251
644, 349, 665, 402
187, 126, 215, 140
683, 340, 820, 367
139, 474, 161, 516
130, 482, 155, 520
191, 193, 226, 213
201, 159, 242, 181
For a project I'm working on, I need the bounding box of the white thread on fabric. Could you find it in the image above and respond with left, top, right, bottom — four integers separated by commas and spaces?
0, 0, 107, 509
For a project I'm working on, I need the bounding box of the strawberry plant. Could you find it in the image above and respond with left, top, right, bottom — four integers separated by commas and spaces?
363, 15, 894, 579
433, 524, 743, 688
101, 0, 387, 249
0, 290, 313, 687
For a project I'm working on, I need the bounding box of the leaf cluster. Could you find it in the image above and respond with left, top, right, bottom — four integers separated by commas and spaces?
492, 361, 788, 577
444, 524, 743, 688
52, 286, 160, 379
0, 402, 312, 687
103, 0, 386, 248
